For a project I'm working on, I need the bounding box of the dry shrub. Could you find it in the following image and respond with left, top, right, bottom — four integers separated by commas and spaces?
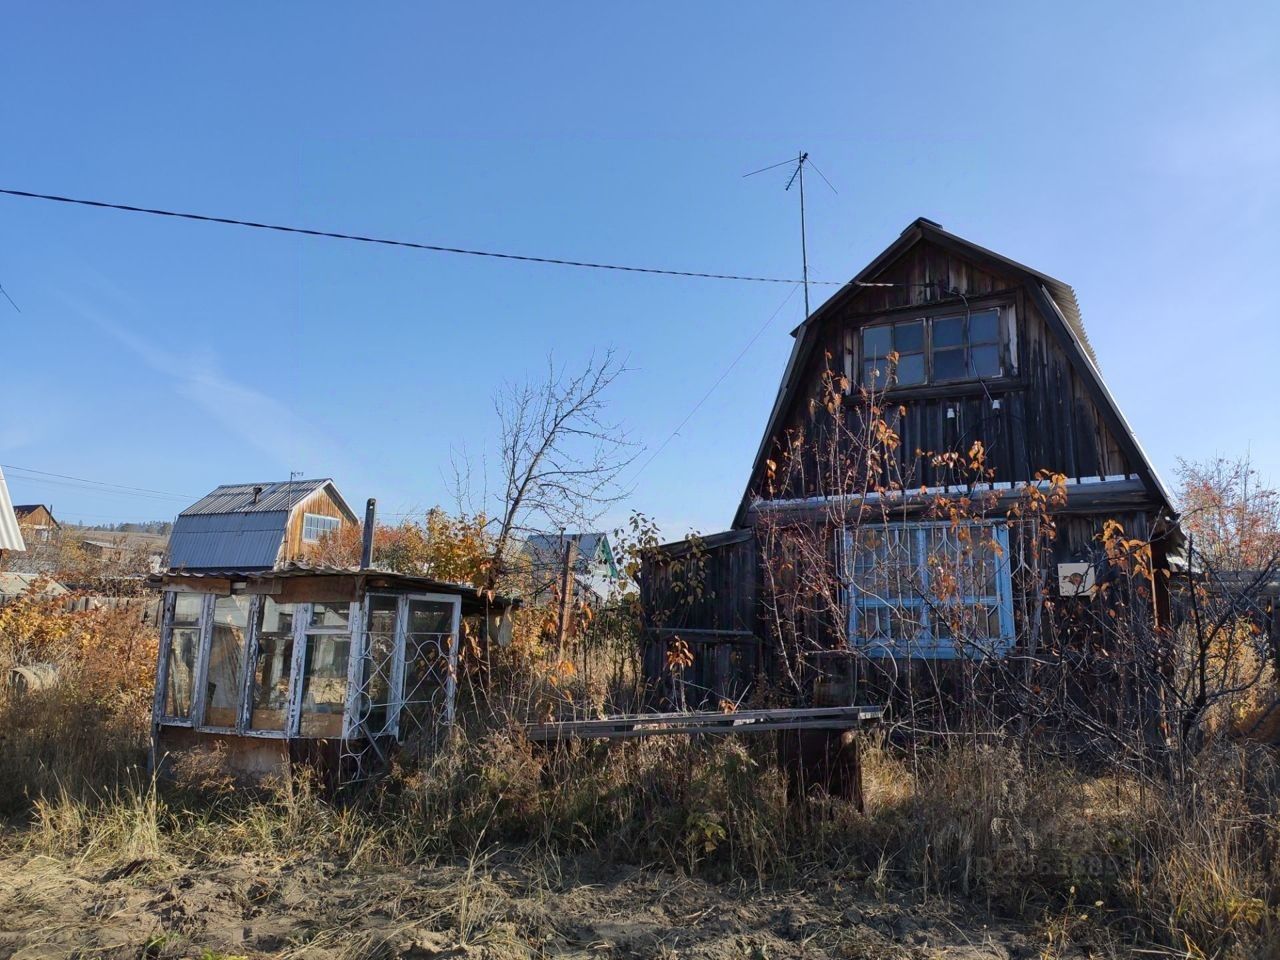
850, 738, 1279, 957
0, 587, 156, 813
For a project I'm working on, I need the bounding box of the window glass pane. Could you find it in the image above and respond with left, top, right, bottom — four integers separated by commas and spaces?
891, 607, 925, 641
861, 324, 891, 358
895, 353, 926, 385
163, 593, 203, 719
360, 595, 400, 735
970, 309, 1000, 343
970, 345, 1001, 377
299, 632, 351, 737
203, 595, 251, 728
302, 513, 342, 543
173, 593, 203, 627
863, 359, 889, 390
933, 315, 965, 348
250, 599, 296, 731
399, 599, 456, 744
893, 320, 924, 353
309, 602, 351, 630
850, 523, 1011, 658
933, 347, 966, 380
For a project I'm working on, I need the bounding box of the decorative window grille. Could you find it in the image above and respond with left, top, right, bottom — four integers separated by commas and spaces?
301, 512, 342, 542
844, 520, 1014, 659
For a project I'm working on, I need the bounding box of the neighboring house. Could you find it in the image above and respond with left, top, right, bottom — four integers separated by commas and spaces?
77, 530, 169, 573
522, 532, 620, 606
168, 479, 358, 572
641, 218, 1178, 706
0, 467, 25, 558
14, 504, 57, 543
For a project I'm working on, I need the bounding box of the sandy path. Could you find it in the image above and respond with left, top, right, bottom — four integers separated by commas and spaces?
0, 849, 1058, 959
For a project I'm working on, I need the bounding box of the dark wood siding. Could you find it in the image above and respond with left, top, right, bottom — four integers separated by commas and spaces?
757, 241, 1143, 502
639, 530, 761, 708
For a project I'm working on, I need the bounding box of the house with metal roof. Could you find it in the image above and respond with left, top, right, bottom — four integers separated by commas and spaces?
521, 531, 620, 605
640, 217, 1180, 709
168, 479, 358, 572
13, 504, 59, 543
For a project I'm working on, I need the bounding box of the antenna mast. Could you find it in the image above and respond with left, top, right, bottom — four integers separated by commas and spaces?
786, 152, 810, 317
744, 150, 836, 321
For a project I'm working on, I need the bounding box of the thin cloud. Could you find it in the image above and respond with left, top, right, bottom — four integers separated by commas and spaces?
60, 292, 333, 472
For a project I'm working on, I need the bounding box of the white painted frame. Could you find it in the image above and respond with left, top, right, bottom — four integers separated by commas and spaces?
155, 590, 213, 728
155, 585, 461, 744
341, 592, 461, 743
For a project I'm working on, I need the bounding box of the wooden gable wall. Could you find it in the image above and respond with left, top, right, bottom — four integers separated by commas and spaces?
280, 486, 356, 563
755, 239, 1143, 502
16, 505, 57, 529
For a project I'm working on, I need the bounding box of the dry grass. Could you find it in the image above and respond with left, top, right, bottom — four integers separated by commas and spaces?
4, 725, 1276, 957
2, 598, 1277, 957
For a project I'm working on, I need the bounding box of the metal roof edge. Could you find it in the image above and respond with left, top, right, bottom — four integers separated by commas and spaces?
1029, 281, 1176, 514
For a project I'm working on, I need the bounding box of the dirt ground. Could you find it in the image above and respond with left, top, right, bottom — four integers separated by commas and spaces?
0, 846, 1075, 960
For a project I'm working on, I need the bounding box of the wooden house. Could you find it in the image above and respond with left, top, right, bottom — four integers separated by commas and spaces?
13, 504, 58, 543
168, 479, 358, 572
641, 219, 1179, 714
521, 532, 621, 606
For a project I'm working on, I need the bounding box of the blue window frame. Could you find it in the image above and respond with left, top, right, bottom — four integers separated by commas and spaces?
844, 521, 1014, 659
302, 512, 342, 543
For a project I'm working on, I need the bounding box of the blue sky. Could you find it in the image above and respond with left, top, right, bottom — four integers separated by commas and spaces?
1, 3, 1277, 538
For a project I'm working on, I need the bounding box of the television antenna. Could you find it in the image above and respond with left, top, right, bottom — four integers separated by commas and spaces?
744, 151, 838, 319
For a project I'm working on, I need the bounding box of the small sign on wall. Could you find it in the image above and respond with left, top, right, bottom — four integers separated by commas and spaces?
1057, 562, 1096, 598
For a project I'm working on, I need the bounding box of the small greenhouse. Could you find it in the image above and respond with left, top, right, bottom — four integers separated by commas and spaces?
149, 564, 517, 784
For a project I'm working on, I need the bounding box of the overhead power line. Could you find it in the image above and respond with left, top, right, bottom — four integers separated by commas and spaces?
1, 463, 196, 501
0, 186, 929, 291
630, 282, 803, 483
0, 187, 849, 287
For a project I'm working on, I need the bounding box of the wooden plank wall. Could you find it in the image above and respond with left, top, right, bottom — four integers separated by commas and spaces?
280, 488, 356, 562
640, 532, 762, 707
764, 241, 1138, 501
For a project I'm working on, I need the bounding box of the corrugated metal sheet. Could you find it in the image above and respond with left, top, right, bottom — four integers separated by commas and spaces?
522, 532, 607, 575
0, 467, 26, 552
152, 562, 522, 611
180, 479, 354, 518
168, 510, 289, 570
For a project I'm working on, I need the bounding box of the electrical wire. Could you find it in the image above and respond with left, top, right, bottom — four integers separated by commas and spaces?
0, 186, 933, 291
0, 463, 196, 501
629, 283, 803, 483
0, 187, 849, 287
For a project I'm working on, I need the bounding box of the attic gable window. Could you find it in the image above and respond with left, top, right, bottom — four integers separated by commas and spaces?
860, 307, 1005, 389
862, 320, 924, 388
302, 513, 342, 543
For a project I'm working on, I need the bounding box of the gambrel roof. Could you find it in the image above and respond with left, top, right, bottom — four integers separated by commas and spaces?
179, 479, 355, 519
733, 217, 1175, 527
169, 478, 356, 570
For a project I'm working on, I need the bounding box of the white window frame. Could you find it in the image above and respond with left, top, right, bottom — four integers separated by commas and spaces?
153, 590, 213, 727
301, 512, 343, 543
843, 520, 1015, 659
343, 592, 461, 742
156, 588, 462, 742
292, 600, 360, 739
